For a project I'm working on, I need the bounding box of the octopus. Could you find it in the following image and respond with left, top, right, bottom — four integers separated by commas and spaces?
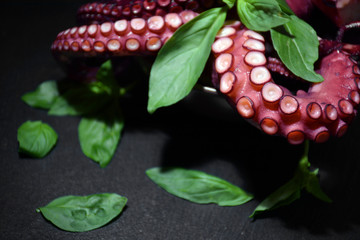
51, 0, 360, 144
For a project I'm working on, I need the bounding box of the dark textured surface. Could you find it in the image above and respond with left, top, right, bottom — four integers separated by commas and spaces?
1, 1, 360, 239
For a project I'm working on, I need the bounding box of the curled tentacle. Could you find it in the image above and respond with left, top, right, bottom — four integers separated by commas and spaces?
212, 26, 360, 144
52, 11, 198, 79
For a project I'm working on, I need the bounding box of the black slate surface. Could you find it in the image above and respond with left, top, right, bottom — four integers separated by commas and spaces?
1, 1, 360, 239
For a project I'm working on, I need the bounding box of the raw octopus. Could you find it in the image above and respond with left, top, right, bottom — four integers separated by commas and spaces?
51, 0, 360, 144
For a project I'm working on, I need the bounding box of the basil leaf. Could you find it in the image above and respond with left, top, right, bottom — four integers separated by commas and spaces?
78, 102, 124, 168
48, 85, 111, 116
22, 80, 59, 109
146, 167, 253, 206
249, 178, 301, 218
36, 193, 127, 232
223, 0, 236, 8
17, 120, 58, 158
270, 15, 324, 82
237, 0, 290, 32
250, 141, 331, 217
147, 7, 227, 113
305, 169, 332, 203
96, 60, 118, 94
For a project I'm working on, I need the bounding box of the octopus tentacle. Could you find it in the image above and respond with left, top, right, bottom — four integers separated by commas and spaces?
211, 25, 360, 144
77, 0, 214, 24
52, 11, 197, 59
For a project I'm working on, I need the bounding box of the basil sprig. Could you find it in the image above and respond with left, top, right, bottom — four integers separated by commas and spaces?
146, 167, 253, 206
21, 60, 124, 167
250, 141, 332, 218
36, 193, 127, 232
17, 120, 58, 158
147, 6, 227, 113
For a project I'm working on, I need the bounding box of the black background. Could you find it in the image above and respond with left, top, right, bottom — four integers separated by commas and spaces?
1, 1, 360, 239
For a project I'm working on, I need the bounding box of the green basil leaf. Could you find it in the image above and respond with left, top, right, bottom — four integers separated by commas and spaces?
237, 0, 290, 32
36, 193, 127, 232
223, 0, 236, 8
96, 60, 118, 94
48, 85, 111, 116
17, 120, 58, 158
270, 15, 324, 82
305, 169, 332, 203
78, 102, 124, 168
249, 178, 301, 218
250, 141, 331, 217
22, 80, 59, 109
146, 167, 253, 206
147, 7, 227, 113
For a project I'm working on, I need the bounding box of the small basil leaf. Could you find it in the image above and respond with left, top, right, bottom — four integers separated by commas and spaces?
249, 178, 301, 218
270, 15, 324, 82
237, 0, 290, 32
17, 120, 58, 158
96, 60, 118, 94
146, 167, 253, 206
305, 170, 332, 203
36, 193, 127, 232
223, 0, 236, 8
48, 85, 111, 116
147, 7, 227, 113
22, 80, 59, 109
78, 102, 124, 168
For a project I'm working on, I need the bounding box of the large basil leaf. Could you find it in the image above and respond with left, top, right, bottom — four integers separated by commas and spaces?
78, 102, 124, 168
270, 15, 324, 83
17, 120, 58, 158
22, 80, 59, 109
147, 7, 227, 113
237, 0, 290, 31
36, 193, 127, 232
146, 167, 253, 206
250, 141, 331, 217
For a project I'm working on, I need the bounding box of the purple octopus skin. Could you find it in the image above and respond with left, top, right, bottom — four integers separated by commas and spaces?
52, 0, 360, 144
76, 0, 215, 24
286, 0, 360, 26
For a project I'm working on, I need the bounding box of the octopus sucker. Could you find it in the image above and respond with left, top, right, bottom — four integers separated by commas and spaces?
260, 117, 279, 135
261, 82, 283, 103
52, 0, 360, 144
287, 130, 305, 145
349, 90, 360, 104
314, 130, 330, 143
236, 96, 255, 119
244, 51, 267, 67
306, 102, 323, 120
215, 53, 233, 74
250, 66, 271, 85
279, 95, 299, 115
